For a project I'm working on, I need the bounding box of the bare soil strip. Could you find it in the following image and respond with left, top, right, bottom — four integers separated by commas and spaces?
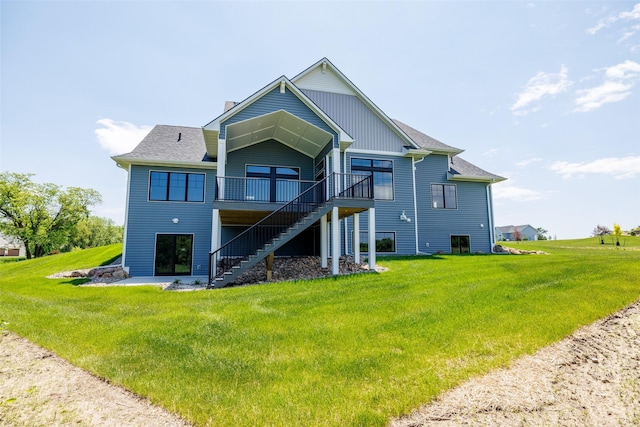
0, 332, 191, 427
392, 300, 640, 427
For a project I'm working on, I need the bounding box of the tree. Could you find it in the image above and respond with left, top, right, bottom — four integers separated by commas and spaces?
613, 223, 622, 247
629, 225, 640, 237
66, 216, 123, 250
512, 229, 523, 241
0, 172, 101, 258
536, 227, 549, 240
592, 224, 612, 244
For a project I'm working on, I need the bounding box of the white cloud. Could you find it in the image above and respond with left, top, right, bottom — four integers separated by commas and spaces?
549, 156, 640, 179
574, 80, 634, 112
588, 3, 640, 35
574, 60, 640, 112
511, 65, 571, 115
515, 157, 542, 167
605, 59, 640, 78
492, 182, 546, 202
95, 119, 152, 155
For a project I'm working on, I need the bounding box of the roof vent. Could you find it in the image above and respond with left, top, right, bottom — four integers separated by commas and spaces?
177, 132, 182, 142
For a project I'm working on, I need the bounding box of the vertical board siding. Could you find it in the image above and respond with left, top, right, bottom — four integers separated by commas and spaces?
415, 155, 493, 253
125, 165, 214, 276
226, 139, 314, 180
301, 89, 407, 153
344, 153, 416, 255
221, 87, 338, 148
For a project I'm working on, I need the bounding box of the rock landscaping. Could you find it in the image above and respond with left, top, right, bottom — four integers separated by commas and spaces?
493, 244, 547, 255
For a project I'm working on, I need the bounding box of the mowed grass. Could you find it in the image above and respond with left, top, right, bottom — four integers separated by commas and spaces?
1, 239, 640, 426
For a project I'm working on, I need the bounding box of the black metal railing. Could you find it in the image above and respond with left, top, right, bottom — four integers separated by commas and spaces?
215, 177, 318, 203
208, 173, 373, 286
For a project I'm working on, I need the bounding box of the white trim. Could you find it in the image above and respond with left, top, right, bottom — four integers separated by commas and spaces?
320, 214, 328, 268
112, 157, 217, 170
121, 163, 132, 272
353, 213, 360, 263
411, 157, 419, 254
487, 184, 496, 251
346, 148, 407, 157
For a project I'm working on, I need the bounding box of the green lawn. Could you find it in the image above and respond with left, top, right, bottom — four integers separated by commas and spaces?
1, 239, 639, 426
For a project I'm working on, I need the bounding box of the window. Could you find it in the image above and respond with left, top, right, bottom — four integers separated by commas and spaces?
246, 165, 300, 202
155, 234, 193, 275
351, 158, 393, 200
451, 235, 470, 254
358, 232, 396, 253
149, 172, 205, 202
431, 184, 457, 209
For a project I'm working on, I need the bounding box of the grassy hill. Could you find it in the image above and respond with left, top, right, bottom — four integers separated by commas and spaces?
1, 240, 639, 426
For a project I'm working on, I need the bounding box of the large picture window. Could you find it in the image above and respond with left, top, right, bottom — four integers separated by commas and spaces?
358, 231, 396, 253
149, 171, 205, 202
431, 184, 457, 209
351, 158, 393, 200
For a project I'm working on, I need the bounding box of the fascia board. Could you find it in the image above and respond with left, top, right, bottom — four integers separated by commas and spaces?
293, 58, 420, 150
111, 157, 217, 170
447, 172, 507, 183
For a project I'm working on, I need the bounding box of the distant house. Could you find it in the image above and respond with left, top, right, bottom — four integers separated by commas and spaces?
0, 233, 26, 257
112, 58, 506, 287
495, 225, 538, 241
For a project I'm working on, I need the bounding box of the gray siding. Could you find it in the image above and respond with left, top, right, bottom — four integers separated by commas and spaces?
343, 153, 417, 255
221, 87, 338, 149
124, 165, 214, 276
301, 89, 407, 153
226, 139, 314, 180
415, 155, 493, 253
221, 225, 319, 257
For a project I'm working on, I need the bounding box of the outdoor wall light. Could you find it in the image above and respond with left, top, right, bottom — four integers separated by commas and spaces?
480, 223, 484, 228
172, 218, 179, 224
400, 211, 411, 222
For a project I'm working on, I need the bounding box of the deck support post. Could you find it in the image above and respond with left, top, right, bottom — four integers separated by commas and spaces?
353, 212, 360, 263
320, 214, 328, 268
368, 207, 376, 270
331, 207, 340, 275
265, 252, 275, 281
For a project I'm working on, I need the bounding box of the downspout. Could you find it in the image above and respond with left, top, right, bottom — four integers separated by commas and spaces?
487, 180, 497, 253
120, 163, 132, 274
413, 156, 428, 254
343, 148, 348, 256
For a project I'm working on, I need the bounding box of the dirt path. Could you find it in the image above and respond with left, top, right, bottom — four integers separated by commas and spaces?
0, 333, 191, 427
2, 301, 639, 426
392, 300, 640, 427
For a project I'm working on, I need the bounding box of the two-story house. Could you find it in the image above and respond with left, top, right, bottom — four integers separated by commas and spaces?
112, 58, 505, 287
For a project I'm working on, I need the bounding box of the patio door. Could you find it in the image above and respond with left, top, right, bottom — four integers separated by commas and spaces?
155, 234, 193, 276
451, 235, 470, 254
246, 165, 300, 202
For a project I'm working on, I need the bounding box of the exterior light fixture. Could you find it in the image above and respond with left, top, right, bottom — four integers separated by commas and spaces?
172, 218, 179, 224
400, 211, 411, 222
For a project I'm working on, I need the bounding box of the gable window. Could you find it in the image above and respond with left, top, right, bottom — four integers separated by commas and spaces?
451, 235, 470, 254
431, 184, 457, 209
351, 158, 393, 200
149, 171, 205, 202
358, 231, 396, 253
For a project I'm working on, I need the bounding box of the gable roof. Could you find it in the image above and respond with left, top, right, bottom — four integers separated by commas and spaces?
112, 125, 215, 169
203, 75, 354, 157
292, 58, 421, 151
448, 156, 506, 183
495, 225, 537, 234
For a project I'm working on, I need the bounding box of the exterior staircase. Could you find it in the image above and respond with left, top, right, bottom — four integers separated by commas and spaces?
208, 173, 373, 288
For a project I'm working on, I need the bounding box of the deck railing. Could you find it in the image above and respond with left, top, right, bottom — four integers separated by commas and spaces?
215, 177, 318, 203
208, 173, 373, 286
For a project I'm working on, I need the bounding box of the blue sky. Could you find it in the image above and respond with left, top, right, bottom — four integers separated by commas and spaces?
2, 1, 639, 239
